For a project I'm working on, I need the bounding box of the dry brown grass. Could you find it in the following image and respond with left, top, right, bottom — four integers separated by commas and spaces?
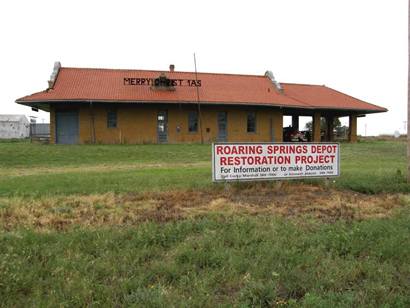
0, 183, 408, 231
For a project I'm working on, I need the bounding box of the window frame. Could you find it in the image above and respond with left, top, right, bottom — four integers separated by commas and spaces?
107, 109, 117, 128
246, 111, 257, 133
188, 110, 198, 133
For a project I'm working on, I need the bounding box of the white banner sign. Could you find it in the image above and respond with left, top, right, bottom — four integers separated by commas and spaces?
212, 143, 340, 182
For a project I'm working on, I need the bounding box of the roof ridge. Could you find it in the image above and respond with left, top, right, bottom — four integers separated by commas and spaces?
60, 66, 267, 78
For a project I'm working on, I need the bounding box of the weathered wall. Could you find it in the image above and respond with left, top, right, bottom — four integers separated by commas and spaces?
50, 103, 284, 144
0, 118, 30, 139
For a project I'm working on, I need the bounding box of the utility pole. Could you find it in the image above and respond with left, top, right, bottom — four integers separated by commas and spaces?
408, 0, 410, 182
194, 53, 204, 144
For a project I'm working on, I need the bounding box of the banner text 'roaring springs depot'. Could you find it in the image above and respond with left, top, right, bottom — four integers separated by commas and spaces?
212, 143, 340, 182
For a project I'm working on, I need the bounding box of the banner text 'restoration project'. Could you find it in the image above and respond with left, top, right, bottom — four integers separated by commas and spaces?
212, 143, 340, 182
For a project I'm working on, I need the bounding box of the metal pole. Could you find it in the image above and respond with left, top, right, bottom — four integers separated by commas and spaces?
408, 0, 410, 182
194, 53, 204, 144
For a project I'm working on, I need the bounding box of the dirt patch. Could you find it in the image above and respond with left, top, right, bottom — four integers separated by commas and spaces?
0, 184, 407, 231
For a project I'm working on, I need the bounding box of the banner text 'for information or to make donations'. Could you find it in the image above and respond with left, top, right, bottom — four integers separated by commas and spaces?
212, 143, 340, 182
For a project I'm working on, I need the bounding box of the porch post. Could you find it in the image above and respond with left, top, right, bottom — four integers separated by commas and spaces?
312, 112, 321, 142
291, 115, 299, 130
326, 115, 334, 142
50, 105, 56, 144
349, 114, 357, 143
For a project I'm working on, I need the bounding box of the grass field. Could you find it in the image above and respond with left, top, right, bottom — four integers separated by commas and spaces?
0, 140, 409, 306
0, 140, 408, 196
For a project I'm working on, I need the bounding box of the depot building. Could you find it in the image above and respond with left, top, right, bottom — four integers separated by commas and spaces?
16, 62, 387, 144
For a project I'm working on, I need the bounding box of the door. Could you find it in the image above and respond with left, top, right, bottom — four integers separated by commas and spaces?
217, 112, 227, 142
157, 111, 168, 143
55, 111, 79, 144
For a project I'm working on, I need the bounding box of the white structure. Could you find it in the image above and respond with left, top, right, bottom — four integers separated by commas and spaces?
0, 115, 30, 139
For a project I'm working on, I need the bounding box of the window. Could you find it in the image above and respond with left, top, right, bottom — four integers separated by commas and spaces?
247, 112, 256, 133
107, 110, 117, 128
157, 111, 167, 133
188, 111, 198, 132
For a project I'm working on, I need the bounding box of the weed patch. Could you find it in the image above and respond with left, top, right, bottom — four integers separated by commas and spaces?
0, 184, 407, 231
1, 212, 409, 306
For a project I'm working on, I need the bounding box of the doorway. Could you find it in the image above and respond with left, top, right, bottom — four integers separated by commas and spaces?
55, 111, 79, 144
157, 110, 168, 143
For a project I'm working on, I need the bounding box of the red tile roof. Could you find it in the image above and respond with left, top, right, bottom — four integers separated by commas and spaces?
16, 67, 387, 113
281, 83, 386, 112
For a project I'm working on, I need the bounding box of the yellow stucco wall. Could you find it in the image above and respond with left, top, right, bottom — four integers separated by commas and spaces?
50, 103, 284, 144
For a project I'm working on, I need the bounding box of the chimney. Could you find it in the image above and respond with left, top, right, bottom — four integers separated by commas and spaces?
48, 61, 61, 89
264, 70, 283, 93
169, 64, 175, 72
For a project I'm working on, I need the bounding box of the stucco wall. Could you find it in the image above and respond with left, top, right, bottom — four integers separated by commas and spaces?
0, 119, 30, 139
50, 103, 283, 144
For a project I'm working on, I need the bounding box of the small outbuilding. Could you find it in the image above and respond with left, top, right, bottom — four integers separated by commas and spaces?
0, 114, 30, 139
16, 62, 387, 144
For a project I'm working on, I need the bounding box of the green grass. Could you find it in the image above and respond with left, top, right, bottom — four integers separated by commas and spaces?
0, 140, 408, 196
1, 140, 409, 306
336, 141, 407, 193
0, 142, 209, 168
1, 209, 409, 307
0, 167, 211, 197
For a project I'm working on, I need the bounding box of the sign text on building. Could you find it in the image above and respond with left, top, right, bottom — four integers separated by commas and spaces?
212, 143, 340, 182
124, 77, 201, 87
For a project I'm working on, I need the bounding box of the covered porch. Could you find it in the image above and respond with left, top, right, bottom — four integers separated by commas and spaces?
282, 108, 362, 143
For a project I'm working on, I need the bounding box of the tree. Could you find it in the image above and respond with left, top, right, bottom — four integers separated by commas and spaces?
304, 118, 341, 131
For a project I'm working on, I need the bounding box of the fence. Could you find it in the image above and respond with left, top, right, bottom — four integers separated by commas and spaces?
30, 123, 50, 143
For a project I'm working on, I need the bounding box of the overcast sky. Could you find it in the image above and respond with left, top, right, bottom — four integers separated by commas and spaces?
0, 0, 407, 135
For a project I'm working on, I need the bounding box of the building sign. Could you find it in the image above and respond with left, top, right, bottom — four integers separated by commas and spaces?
124, 76, 201, 87
212, 143, 339, 182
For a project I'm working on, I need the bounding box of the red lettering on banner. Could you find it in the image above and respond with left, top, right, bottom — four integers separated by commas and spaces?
216, 145, 264, 155
267, 145, 308, 155
218, 155, 295, 166
294, 154, 336, 164
295, 156, 301, 164
213, 143, 339, 181
254, 156, 261, 165
311, 145, 337, 154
